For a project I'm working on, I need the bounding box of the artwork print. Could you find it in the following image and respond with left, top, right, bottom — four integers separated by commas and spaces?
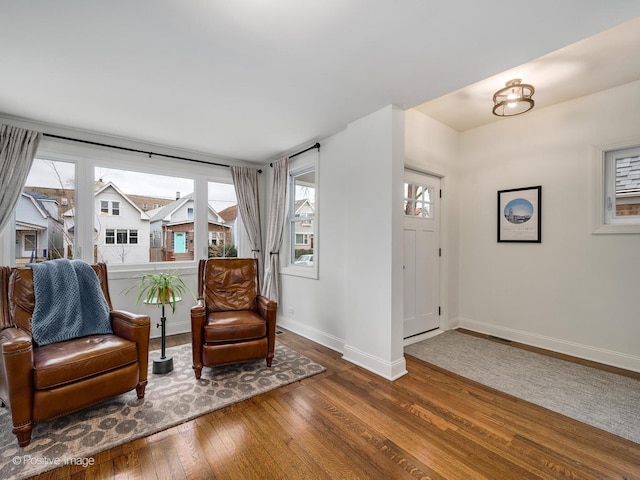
497, 186, 541, 242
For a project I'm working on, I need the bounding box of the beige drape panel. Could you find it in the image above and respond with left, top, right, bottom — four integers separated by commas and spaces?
230, 166, 264, 282
0, 125, 41, 235
262, 157, 289, 301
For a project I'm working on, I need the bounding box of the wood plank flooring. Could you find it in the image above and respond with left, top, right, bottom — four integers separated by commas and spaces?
31, 330, 639, 480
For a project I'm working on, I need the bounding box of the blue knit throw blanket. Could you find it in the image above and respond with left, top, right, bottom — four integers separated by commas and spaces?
29, 259, 113, 346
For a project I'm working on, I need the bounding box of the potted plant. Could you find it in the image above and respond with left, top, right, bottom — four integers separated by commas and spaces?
131, 269, 195, 314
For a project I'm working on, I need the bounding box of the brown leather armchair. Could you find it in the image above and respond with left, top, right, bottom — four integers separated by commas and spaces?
0, 262, 150, 447
191, 258, 277, 379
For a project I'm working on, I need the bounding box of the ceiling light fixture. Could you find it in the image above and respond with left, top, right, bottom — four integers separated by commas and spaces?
492, 79, 535, 117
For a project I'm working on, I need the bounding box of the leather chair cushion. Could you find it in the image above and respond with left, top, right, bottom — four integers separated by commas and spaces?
33, 334, 138, 390
203, 260, 257, 312
204, 311, 266, 343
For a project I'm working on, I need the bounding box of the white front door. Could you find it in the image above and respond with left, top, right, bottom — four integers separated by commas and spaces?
403, 170, 440, 339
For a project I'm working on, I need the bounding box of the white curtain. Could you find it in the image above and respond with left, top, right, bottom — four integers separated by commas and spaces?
262, 157, 289, 301
0, 125, 41, 235
230, 166, 264, 282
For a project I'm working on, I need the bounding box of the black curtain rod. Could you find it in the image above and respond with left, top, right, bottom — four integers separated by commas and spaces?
42, 133, 263, 173
270, 142, 320, 167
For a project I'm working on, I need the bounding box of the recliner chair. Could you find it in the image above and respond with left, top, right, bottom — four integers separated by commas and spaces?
190, 258, 277, 379
0, 262, 150, 447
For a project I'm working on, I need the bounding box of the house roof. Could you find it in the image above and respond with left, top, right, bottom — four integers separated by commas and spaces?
22, 190, 56, 219
148, 193, 222, 223
94, 182, 148, 219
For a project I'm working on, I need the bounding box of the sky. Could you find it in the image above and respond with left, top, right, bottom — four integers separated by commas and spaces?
26, 159, 238, 211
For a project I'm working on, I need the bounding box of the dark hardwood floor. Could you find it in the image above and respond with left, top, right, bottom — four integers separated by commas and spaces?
33, 330, 639, 479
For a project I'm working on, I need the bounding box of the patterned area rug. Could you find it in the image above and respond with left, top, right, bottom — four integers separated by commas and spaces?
0, 342, 325, 480
405, 330, 640, 444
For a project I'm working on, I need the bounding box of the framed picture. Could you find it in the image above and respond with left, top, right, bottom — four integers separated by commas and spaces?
497, 186, 541, 243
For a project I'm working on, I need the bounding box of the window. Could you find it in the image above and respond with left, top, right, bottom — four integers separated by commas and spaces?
284, 161, 318, 279
594, 143, 640, 234
24, 233, 36, 251
207, 181, 238, 258
404, 182, 434, 218
94, 167, 194, 264
1, 138, 237, 268
16, 159, 75, 262
116, 230, 128, 244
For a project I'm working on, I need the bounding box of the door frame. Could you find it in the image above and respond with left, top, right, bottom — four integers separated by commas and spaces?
403, 166, 451, 346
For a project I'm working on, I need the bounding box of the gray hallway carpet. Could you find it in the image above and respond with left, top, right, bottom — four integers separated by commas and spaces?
405, 330, 639, 444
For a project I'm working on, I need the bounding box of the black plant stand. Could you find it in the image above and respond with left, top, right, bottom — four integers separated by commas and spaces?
152, 302, 173, 374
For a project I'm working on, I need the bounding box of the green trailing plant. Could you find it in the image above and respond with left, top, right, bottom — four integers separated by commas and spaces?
129, 269, 196, 314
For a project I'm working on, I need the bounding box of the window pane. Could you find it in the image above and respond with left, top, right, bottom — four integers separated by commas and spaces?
207, 181, 238, 258
615, 155, 640, 217
404, 182, 434, 218
293, 170, 315, 219
94, 167, 193, 264
291, 220, 314, 265
289, 165, 317, 271
19, 159, 75, 264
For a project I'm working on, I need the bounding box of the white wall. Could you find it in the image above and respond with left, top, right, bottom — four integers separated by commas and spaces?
278, 105, 407, 379
343, 105, 406, 380
404, 109, 460, 325
457, 80, 640, 371
278, 130, 349, 352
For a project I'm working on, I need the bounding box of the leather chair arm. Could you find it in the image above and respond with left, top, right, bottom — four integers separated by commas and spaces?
191, 299, 206, 369
0, 327, 34, 428
111, 310, 151, 328
0, 327, 32, 354
257, 295, 277, 357
111, 310, 151, 385
257, 295, 277, 318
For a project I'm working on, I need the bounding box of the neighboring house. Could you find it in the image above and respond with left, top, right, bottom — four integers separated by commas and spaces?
293, 199, 314, 254
148, 193, 231, 261
126, 193, 175, 213
92, 182, 150, 264
14, 191, 64, 264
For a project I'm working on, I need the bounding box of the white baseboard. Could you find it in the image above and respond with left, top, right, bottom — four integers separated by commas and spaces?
342, 344, 408, 381
458, 317, 640, 373
278, 315, 407, 380
276, 316, 344, 354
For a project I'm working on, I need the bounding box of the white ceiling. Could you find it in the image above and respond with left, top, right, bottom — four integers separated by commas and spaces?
415, 16, 640, 132
1, 1, 640, 163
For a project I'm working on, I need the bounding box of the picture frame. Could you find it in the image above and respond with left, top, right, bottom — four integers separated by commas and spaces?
497, 186, 541, 243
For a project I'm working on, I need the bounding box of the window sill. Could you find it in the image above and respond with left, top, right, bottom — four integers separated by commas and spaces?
281, 265, 318, 280
593, 223, 640, 234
